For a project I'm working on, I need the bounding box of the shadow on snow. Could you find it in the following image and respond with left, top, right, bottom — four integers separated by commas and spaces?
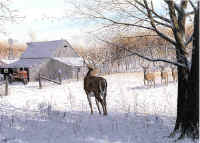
0, 104, 182, 143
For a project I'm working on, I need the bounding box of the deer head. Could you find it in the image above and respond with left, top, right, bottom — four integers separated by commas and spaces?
159, 65, 165, 71
141, 64, 150, 74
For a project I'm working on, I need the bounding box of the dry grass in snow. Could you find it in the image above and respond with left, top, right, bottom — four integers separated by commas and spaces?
0, 73, 198, 143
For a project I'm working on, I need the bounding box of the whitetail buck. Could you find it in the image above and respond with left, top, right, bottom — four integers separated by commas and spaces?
160, 66, 168, 85
142, 66, 156, 88
84, 65, 108, 115
171, 67, 178, 82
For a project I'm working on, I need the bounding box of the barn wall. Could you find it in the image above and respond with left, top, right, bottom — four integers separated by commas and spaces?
39, 59, 75, 80
28, 59, 50, 81
27, 59, 86, 81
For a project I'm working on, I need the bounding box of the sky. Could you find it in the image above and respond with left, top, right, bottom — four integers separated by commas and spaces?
0, 0, 167, 47
0, 0, 191, 47
0, 0, 94, 46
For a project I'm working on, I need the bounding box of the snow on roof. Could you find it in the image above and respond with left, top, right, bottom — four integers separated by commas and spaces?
3, 58, 45, 68
1, 59, 19, 64
21, 40, 65, 59
53, 57, 84, 66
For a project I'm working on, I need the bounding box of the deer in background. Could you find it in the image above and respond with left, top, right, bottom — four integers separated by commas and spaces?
171, 67, 178, 82
84, 64, 108, 115
160, 66, 168, 85
142, 66, 156, 88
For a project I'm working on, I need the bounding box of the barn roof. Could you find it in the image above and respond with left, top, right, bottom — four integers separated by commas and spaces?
21, 40, 66, 59
2, 39, 82, 68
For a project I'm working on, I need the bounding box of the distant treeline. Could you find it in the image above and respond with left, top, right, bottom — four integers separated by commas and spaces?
0, 41, 26, 59
74, 26, 193, 74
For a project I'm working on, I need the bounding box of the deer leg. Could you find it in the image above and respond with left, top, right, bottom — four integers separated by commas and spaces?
104, 103, 107, 115
103, 96, 107, 115
103, 95, 107, 107
102, 102, 107, 116
87, 95, 93, 115
98, 98, 107, 116
95, 98, 101, 114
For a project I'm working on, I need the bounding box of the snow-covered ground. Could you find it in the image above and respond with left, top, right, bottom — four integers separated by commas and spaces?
0, 72, 198, 143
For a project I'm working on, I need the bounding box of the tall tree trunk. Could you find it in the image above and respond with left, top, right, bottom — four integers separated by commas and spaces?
173, 3, 199, 139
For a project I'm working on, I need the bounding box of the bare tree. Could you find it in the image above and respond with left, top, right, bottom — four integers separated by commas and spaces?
66, 0, 199, 140
0, 0, 22, 34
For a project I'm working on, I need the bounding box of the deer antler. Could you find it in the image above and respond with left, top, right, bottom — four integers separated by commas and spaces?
83, 55, 98, 70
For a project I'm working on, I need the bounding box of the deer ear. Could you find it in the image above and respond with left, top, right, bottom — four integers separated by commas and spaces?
87, 64, 94, 70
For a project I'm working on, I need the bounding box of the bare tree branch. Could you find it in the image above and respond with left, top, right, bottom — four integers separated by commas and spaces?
186, 11, 195, 16
174, 2, 182, 13
123, 0, 172, 28
185, 32, 193, 46
189, 0, 197, 11
90, 14, 155, 31
143, 0, 176, 45
126, 0, 148, 16
149, 1, 171, 23
96, 36, 187, 68
130, 0, 171, 23
120, 34, 159, 39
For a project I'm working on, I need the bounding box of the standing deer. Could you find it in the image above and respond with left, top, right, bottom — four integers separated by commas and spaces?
160, 66, 168, 85
84, 65, 108, 115
171, 67, 178, 82
142, 66, 156, 88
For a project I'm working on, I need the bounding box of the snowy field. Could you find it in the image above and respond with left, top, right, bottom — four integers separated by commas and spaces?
0, 72, 198, 143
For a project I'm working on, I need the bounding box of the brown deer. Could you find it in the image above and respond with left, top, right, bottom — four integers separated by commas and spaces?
160, 66, 168, 85
84, 65, 108, 115
171, 67, 178, 82
142, 66, 156, 88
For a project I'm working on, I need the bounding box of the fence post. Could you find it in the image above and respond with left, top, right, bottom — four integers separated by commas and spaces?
5, 76, 8, 96
58, 72, 62, 84
39, 73, 42, 89
77, 68, 80, 81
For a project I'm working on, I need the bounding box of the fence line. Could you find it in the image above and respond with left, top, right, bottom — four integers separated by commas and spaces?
39, 73, 62, 89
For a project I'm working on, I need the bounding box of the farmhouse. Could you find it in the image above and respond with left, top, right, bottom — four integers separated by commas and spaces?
1, 39, 84, 81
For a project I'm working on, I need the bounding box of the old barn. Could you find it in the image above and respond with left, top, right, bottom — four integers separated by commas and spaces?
1, 39, 84, 81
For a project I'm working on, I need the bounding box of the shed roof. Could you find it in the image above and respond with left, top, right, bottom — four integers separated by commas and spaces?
3, 58, 46, 68
53, 57, 84, 66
